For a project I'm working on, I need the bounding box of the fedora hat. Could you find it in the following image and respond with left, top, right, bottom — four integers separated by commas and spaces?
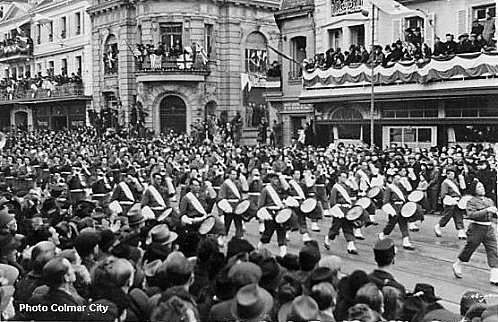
149, 224, 178, 245
413, 283, 441, 302
127, 204, 146, 226
231, 283, 273, 322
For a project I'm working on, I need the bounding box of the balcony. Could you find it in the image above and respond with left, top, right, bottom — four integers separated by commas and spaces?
0, 83, 87, 105
301, 52, 498, 103
0, 41, 33, 63
136, 56, 209, 83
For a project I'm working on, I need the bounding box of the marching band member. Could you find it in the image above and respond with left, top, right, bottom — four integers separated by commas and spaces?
67, 162, 87, 207
218, 168, 248, 239
257, 172, 289, 256
379, 171, 415, 250
110, 167, 144, 214
346, 169, 365, 240
313, 163, 329, 231
355, 161, 371, 197
452, 182, 498, 285
141, 172, 170, 217
287, 168, 311, 243
434, 168, 466, 240
324, 171, 358, 255
247, 168, 264, 234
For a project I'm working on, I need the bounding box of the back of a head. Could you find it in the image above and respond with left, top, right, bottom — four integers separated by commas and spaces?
382, 286, 403, 321
93, 256, 134, 289
311, 282, 336, 311
31, 241, 56, 273
299, 242, 321, 272
348, 303, 379, 322
460, 290, 487, 316
150, 295, 198, 322
355, 283, 383, 313
162, 251, 194, 288
43, 257, 70, 288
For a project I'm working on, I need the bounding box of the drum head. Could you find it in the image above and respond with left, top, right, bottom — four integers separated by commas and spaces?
458, 195, 473, 210
408, 191, 424, 203
198, 217, 216, 235
235, 200, 251, 215
346, 205, 363, 221
356, 197, 371, 209
300, 198, 317, 214
275, 209, 293, 224
256, 207, 271, 220
218, 199, 232, 213
367, 186, 381, 199
401, 202, 417, 218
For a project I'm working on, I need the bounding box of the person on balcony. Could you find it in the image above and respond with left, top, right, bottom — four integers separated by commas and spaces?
443, 33, 458, 55
483, 9, 496, 49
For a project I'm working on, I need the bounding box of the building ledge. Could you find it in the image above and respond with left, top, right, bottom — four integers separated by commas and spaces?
0, 53, 33, 63
0, 84, 88, 105
136, 71, 208, 83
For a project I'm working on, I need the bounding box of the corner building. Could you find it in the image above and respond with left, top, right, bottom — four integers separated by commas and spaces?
274, 0, 498, 148
88, 0, 280, 139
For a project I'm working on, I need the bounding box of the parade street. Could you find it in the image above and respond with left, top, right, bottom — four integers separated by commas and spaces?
236, 211, 498, 313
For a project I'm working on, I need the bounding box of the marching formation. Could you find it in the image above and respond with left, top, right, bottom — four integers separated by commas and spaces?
0, 128, 497, 321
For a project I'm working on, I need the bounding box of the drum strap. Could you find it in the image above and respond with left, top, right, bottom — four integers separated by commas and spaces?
400, 178, 412, 192
389, 184, 406, 202
186, 192, 207, 216
334, 183, 352, 204
119, 182, 135, 201
289, 180, 305, 200
266, 185, 284, 208
225, 179, 241, 200
357, 170, 371, 185
148, 185, 166, 208
443, 179, 462, 197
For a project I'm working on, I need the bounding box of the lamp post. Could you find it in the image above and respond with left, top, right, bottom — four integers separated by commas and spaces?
369, 2, 375, 149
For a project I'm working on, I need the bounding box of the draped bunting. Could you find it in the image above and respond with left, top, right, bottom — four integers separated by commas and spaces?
303, 52, 498, 87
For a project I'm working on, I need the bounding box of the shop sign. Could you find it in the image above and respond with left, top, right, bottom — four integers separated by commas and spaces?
331, 0, 363, 16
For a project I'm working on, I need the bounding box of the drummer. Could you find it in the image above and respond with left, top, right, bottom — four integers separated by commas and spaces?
434, 167, 466, 240
324, 171, 358, 255
247, 168, 264, 234
178, 178, 224, 245
257, 172, 290, 256
287, 168, 311, 243
218, 168, 248, 240
141, 172, 170, 218
379, 171, 415, 250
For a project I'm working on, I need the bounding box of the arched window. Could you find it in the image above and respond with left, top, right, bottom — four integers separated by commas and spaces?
103, 34, 118, 74
245, 32, 267, 75
331, 108, 363, 120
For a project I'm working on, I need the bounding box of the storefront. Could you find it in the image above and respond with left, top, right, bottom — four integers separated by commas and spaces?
33, 101, 87, 130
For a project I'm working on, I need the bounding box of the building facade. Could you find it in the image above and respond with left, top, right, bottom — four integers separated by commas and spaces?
0, 0, 92, 131
88, 0, 280, 140
274, 0, 498, 148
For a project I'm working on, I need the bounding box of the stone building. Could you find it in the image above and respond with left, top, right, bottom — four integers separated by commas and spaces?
88, 0, 280, 140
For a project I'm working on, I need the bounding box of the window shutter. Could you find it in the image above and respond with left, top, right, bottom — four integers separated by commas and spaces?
392, 19, 401, 42
457, 9, 468, 35
425, 13, 435, 49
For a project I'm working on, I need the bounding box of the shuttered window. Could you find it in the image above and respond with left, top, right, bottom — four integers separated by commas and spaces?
392, 19, 401, 42
457, 9, 468, 35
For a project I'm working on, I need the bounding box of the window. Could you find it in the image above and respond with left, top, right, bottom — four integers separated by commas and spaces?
290, 36, 306, 79
37, 63, 42, 75
4, 69, 8, 78
474, 4, 495, 22
61, 58, 67, 75
61, 17, 67, 39
48, 21, 53, 42
204, 24, 213, 57
160, 23, 182, 55
405, 17, 424, 43
104, 35, 118, 74
388, 127, 434, 146
245, 32, 267, 75
349, 25, 365, 47
36, 24, 41, 44
328, 28, 342, 50
75, 56, 82, 75
445, 98, 498, 118
48, 61, 54, 75
382, 101, 438, 118
453, 125, 498, 142
75, 12, 81, 35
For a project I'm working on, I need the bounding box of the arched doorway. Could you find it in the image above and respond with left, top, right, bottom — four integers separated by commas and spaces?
14, 111, 28, 131
160, 95, 187, 133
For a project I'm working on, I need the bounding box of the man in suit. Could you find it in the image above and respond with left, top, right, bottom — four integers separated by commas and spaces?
427, 160, 441, 214
453, 182, 498, 285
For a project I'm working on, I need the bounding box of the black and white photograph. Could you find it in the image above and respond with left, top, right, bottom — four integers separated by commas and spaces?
0, 0, 497, 321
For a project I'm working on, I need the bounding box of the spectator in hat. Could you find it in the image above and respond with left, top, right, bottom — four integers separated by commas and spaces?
284, 295, 319, 322
276, 275, 304, 322
369, 238, 406, 295
120, 204, 146, 247
411, 283, 459, 322
144, 223, 177, 263
276, 253, 300, 273
335, 270, 370, 322
318, 255, 343, 288
150, 287, 199, 322
24, 257, 84, 321
382, 286, 404, 320
295, 241, 321, 287
74, 229, 101, 272
443, 33, 458, 55
460, 290, 487, 317
0, 207, 16, 236
476, 160, 497, 203
189, 237, 223, 298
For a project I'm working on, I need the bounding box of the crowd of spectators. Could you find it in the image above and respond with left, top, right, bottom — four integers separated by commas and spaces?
0, 36, 33, 58
133, 41, 208, 70
0, 71, 83, 101
304, 15, 497, 72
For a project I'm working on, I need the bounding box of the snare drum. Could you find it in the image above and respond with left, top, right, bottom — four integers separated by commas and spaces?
401, 202, 418, 218
235, 200, 253, 221
356, 197, 372, 209
346, 205, 364, 228
198, 216, 216, 235
443, 195, 459, 207
300, 198, 317, 218
367, 186, 382, 199
275, 208, 293, 224
218, 199, 233, 213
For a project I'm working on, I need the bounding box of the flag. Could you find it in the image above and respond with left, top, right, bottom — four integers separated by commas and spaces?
267, 45, 301, 66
